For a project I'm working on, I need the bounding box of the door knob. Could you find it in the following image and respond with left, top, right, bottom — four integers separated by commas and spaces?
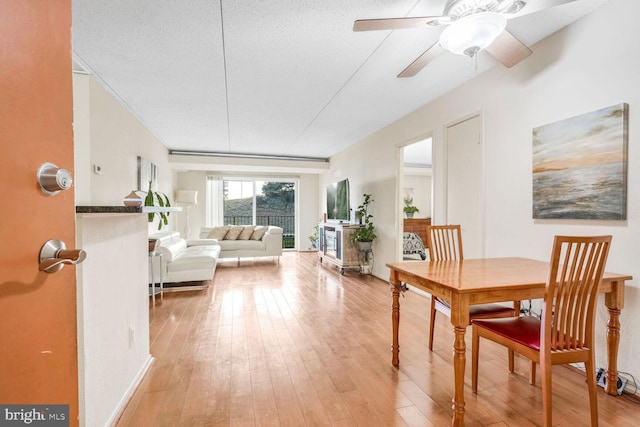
39, 239, 87, 273
37, 162, 73, 196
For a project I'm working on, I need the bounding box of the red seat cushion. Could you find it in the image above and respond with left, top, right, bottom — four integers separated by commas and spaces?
472, 316, 541, 351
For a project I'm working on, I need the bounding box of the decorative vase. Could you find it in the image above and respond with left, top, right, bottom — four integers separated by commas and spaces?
406, 212, 414, 218
123, 190, 143, 206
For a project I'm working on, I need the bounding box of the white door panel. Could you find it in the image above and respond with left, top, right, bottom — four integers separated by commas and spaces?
446, 115, 483, 258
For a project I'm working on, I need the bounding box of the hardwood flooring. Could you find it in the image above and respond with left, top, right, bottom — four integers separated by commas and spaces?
116, 252, 638, 426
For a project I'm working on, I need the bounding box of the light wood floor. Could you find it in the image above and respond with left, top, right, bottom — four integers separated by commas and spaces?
116, 252, 638, 427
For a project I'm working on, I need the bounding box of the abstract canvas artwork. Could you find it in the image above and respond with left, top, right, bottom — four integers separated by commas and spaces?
137, 156, 158, 192
532, 103, 628, 220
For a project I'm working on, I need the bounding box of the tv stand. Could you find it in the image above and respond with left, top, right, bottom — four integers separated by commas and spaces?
318, 223, 360, 274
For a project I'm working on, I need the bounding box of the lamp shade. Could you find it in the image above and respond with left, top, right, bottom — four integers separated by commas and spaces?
439, 12, 506, 57
176, 190, 198, 204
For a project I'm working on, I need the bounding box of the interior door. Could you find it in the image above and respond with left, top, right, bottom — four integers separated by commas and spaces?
446, 114, 484, 258
0, 1, 79, 424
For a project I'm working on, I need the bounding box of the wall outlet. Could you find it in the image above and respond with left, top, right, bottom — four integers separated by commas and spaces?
595, 368, 627, 395
128, 326, 135, 347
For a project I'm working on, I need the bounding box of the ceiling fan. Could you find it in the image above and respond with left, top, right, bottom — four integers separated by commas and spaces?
353, 0, 578, 77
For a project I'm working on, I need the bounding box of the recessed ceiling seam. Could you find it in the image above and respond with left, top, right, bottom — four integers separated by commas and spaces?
220, 0, 232, 153
283, 0, 424, 156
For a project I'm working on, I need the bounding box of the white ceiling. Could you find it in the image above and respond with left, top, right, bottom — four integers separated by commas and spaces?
404, 137, 432, 168
72, 0, 607, 161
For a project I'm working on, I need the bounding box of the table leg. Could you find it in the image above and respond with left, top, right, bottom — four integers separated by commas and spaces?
450, 295, 469, 427
451, 325, 466, 426
604, 281, 624, 396
391, 278, 401, 367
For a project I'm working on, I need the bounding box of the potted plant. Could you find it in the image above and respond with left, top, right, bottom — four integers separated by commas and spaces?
350, 193, 376, 251
403, 196, 419, 218
309, 224, 320, 250
143, 180, 172, 230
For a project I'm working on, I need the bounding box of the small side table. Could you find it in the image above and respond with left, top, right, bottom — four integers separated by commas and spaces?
149, 252, 163, 303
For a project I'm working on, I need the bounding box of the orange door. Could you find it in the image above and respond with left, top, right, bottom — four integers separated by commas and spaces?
0, 1, 79, 425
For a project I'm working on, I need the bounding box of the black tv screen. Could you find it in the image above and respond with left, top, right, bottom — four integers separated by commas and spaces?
327, 179, 350, 221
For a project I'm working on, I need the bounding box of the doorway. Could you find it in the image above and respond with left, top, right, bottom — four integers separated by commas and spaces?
399, 137, 433, 261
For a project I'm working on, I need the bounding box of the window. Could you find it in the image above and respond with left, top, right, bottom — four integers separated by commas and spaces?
207, 177, 297, 249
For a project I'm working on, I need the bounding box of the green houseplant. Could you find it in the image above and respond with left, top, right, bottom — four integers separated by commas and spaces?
403, 196, 419, 218
144, 180, 172, 230
309, 223, 320, 250
350, 193, 376, 249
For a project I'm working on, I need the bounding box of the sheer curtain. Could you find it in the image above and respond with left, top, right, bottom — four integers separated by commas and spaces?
205, 176, 224, 227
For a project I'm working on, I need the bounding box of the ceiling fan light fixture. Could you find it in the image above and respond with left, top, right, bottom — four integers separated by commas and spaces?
498, 1, 527, 14
439, 12, 507, 57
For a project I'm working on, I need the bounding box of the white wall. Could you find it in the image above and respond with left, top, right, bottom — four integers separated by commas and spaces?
72, 73, 174, 425
321, 142, 400, 273
326, 0, 640, 385
174, 171, 208, 239
73, 73, 176, 233
403, 173, 432, 218
76, 214, 152, 427
299, 174, 320, 251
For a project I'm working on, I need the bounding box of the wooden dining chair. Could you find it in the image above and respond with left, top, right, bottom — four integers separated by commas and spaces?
471, 235, 612, 427
426, 225, 520, 351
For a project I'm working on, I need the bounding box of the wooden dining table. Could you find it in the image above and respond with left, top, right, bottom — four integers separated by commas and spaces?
386, 257, 632, 427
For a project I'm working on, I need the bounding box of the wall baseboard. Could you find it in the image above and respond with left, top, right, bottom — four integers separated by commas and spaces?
106, 355, 155, 427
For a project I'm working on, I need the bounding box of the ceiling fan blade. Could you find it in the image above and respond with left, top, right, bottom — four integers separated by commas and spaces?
353, 16, 444, 32
485, 30, 532, 68
509, 0, 578, 18
398, 43, 445, 78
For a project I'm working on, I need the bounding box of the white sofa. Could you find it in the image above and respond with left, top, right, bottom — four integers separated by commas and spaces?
191, 225, 283, 261
150, 231, 221, 283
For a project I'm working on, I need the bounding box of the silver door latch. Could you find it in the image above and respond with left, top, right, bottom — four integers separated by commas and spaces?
39, 239, 86, 273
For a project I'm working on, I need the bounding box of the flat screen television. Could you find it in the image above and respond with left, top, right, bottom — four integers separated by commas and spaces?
326, 179, 350, 221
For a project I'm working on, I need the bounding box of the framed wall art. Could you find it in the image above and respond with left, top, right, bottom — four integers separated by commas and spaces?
532, 103, 628, 220
137, 156, 158, 192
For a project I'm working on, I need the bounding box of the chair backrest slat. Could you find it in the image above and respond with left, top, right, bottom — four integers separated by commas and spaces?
543, 235, 611, 352
426, 225, 463, 261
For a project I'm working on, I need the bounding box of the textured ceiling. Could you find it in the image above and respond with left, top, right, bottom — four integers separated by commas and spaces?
72, 0, 607, 161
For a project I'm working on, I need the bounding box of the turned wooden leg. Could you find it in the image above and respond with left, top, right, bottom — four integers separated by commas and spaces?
605, 282, 624, 396
391, 280, 401, 367
452, 325, 466, 427
450, 294, 469, 427
605, 305, 621, 396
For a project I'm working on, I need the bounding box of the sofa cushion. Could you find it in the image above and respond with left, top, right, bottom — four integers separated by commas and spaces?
166, 244, 219, 278
251, 226, 267, 240
208, 226, 230, 239
238, 226, 255, 240
224, 226, 244, 240
168, 254, 217, 273
156, 238, 188, 263
218, 239, 265, 251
